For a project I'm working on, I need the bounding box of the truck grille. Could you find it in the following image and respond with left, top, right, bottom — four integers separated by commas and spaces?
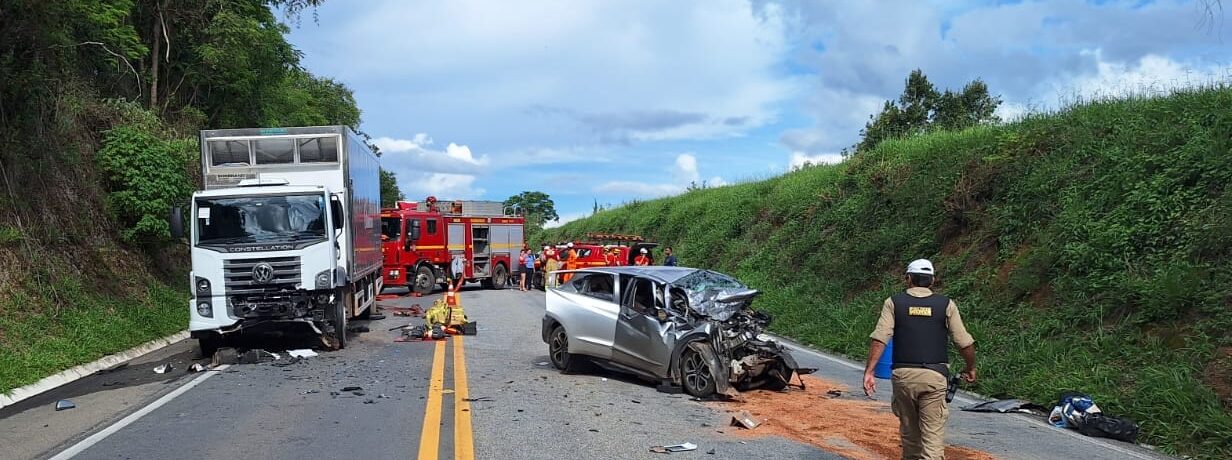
224, 256, 301, 295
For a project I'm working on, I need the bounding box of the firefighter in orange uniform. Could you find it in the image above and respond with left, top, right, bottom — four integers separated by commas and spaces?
633, 248, 651, 266
603, 246, 618, 266
562, 242, 578, 283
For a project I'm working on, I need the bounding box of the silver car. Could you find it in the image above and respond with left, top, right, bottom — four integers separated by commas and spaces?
541, 266, 813, 397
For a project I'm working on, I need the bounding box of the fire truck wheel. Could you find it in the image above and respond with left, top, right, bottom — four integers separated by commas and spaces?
412, 266, 435, 295
491, 263, 508, 290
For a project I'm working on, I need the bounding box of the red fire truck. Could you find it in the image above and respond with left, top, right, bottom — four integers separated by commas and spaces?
381, 197, 524, 294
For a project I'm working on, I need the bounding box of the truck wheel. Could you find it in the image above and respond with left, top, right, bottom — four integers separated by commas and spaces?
490, 264, 508, 290
196, 334, 222, 359
412, 266, 435, 295
331, 294, 348, 349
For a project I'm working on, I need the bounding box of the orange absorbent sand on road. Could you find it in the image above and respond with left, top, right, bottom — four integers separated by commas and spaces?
710, 375, 997, 460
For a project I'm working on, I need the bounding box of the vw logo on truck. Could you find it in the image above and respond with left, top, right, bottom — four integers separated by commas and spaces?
251, 263, 275, 283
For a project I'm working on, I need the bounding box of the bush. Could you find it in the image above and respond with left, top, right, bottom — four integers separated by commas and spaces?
96, 102, 196, 244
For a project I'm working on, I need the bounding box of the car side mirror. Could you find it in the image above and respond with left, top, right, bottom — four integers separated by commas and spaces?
169, 206, 184, 239
330, 196, 345, 230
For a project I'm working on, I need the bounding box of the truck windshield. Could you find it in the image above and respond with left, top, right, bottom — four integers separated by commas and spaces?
196, 194, 327, 245
381, 217, 402, 241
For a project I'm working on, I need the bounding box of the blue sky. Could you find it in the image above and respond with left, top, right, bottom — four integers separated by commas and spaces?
285, 0, 1230, 226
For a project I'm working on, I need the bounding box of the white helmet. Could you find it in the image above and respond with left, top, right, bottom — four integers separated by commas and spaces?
567, 242, 574, 248
640, 248, 648, 254
906, 259, 935, 275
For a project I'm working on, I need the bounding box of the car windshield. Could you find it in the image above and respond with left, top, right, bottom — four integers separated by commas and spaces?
673, 270, 746, 292
196, 193, 327, 245
381, 217, 402, 240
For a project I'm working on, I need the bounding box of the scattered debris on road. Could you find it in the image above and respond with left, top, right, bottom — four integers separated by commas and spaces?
712, 375, 996, 460
341, 386, 363, 392
730, 410, 761, 429
963, 398, 1045, 414
826, 389, 842, 398
212, 348, 240, 366
287, 349, 319, 358
188, 363, 207, 373
153, 363, 172, 374
347, 325, 370, 333
54, 400, 76, 411
649, 442, 698, 453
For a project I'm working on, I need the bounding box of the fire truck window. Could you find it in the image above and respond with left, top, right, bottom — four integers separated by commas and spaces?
253, 139, 295, 165
209, 140, 250, 166
381, 217, 401, 240
427, 220, 438, 234
298, 136, 338, 162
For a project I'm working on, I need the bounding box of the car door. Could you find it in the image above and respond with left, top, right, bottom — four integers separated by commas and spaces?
545, 271, 620, 359
611, 275, 674, 377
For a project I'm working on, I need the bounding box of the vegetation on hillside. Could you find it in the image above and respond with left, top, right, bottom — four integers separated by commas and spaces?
0, 0, 394, 393
540, 86, 1232, 458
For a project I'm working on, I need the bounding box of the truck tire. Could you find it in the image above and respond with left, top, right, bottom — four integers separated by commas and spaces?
331, 293, 348, 349
196, 334, 222, 359
490, 263, 508, 290
412, 266, 435, 295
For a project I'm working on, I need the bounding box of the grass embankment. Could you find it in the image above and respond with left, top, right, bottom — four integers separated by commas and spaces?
541, 86, 1232, 457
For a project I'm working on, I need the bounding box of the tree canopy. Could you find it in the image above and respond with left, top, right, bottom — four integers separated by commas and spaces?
504, 191, 559, 226
857, 69, 1002, 152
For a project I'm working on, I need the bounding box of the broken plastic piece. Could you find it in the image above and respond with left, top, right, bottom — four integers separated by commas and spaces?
55, 400, 76, 411
341, 386, 363, 392
649, 443, 698, 453
826, 389, 842, 398
153, 363, 172, 374
287, 349, 318, 358
188, 363, 207, 373
731, 411, 761, 429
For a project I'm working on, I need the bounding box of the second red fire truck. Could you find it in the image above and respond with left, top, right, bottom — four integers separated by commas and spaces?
381, 196, 524, 294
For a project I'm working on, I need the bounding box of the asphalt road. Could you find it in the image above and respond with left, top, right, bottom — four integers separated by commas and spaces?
0, 286, 1176, 460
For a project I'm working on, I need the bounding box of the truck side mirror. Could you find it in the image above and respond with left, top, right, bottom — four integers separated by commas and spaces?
330, 197, 345, 230
169, 206, 184, 239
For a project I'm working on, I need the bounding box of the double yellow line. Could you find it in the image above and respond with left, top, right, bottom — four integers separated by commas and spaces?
417, 337, 474, 460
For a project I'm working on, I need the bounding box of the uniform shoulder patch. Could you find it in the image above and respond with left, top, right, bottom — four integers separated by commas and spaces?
908, 306, 933, 316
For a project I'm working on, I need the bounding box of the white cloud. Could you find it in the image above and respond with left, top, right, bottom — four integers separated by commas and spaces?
398, 173, 485, 199
674, 153, 700, 184
1055, 52, 1230, 101
543, 211, 590, 229
789, 152, 843, 170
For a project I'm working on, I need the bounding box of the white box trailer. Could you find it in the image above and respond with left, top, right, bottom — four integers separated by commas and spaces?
173, 125, 382, 351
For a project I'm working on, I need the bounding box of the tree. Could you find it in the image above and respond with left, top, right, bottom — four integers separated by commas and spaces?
856, 70, 1001, 152
504, 191, 559, 226
380, 169, 404, 208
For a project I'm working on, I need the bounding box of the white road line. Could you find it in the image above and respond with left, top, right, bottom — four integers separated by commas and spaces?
48, 365, 230, 460
774, 336, 1168, 460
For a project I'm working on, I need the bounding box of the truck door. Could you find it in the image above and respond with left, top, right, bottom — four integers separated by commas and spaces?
449, 222, 467, 278
612, 275, 673, 376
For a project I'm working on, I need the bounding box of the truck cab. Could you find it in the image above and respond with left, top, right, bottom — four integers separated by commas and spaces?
175, 126, 382, 354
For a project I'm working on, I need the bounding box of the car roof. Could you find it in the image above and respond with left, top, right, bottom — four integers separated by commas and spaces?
577, 266, 702, 283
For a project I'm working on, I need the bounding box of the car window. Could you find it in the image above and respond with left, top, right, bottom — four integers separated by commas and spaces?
624, 277, 663, 315
557, 273, 589, 293
581, 274, 615, 301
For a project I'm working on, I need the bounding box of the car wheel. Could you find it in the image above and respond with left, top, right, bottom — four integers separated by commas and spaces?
761, 362, 791, 391
412, 266, 435, 295
549, 325, 585, 373
680, 343, 718, 397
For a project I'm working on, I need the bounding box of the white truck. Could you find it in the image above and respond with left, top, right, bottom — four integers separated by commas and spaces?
171, 126, 382, 354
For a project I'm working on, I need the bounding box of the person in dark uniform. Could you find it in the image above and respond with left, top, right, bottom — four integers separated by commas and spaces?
863, 259, 976, 460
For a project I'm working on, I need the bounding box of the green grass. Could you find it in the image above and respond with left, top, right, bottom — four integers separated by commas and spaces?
0, 273, 188, 394
540, 85, 1232, 458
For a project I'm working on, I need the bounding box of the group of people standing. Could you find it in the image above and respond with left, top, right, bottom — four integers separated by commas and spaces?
516, 244, 678, 291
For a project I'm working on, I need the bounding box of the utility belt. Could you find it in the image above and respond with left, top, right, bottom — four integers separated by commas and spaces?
891, 362, 950, 379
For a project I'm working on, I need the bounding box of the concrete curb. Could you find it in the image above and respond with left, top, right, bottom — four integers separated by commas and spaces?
0, 330, 190, 409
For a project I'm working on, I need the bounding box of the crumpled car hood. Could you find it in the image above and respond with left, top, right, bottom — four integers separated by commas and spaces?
688, 288, 761, 321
